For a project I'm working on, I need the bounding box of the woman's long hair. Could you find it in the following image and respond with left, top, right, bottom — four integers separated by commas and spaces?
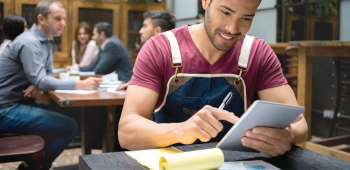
74, 22, 92, 64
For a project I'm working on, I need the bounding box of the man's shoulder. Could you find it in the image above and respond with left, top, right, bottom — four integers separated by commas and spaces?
12, 31, 41, 47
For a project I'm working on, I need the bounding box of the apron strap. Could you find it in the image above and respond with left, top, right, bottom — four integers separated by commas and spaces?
162, 31, 182, 66
236, 35, 254, 81
238, 35, 255, 69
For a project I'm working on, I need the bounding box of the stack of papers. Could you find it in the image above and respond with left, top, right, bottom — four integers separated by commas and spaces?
55, 90, 97, 95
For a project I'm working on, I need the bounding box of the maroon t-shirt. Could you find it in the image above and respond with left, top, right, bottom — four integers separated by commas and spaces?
130, 25, 287, 109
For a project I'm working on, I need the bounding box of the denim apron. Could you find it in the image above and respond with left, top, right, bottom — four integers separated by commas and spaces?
155, 31, 255, 144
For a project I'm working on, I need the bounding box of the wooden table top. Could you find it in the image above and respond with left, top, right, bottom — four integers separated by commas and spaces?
289, 40, 350, 47
48, 91, 125, 107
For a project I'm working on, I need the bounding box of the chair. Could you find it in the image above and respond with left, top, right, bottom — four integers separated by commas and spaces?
0, 135, 45, 170
329, 57, 350, 137
282, 46, 299, 91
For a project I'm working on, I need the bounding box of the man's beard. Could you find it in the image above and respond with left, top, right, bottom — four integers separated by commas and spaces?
204, 7, 242, 51
140, 32, 155, 47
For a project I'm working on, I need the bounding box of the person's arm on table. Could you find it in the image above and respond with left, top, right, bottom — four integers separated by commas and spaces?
118, 85, 240, 150
242, 85, 308, 157
20, 42, 102, 91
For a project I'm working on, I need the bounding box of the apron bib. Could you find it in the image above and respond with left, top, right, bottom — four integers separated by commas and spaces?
155, 31, 254, 144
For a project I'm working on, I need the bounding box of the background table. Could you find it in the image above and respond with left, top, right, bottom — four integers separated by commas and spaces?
49, 91, 125, 154
289, 41, 350, 141
79, 142, 350, 170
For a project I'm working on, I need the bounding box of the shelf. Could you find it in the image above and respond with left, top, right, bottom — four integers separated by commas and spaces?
128, 30, 140, 34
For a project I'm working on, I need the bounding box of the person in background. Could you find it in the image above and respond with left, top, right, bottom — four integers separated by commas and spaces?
71, 21, 99, 67
0, 14, 27, 55
0, 1, 101, 169
66, 22, 134, 82
117, 10, 175, 90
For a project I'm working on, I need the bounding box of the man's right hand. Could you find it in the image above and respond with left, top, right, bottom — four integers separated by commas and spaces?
174, 105, 240, 145
75, 77, 102, 90
65, 65, 71, 72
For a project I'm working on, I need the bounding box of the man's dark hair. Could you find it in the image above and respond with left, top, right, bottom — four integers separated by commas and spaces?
34, 0, 64, 24
94, 22, 113, 38
208, 0, 261, 6
3, 14, 26, 40
143, 10, 176, 32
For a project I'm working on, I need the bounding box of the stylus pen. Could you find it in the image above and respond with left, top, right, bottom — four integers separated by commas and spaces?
218, 92, 233, 110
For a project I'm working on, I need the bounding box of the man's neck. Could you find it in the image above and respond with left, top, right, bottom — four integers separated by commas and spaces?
37, 24, 53, 40
188, 23, 227, 65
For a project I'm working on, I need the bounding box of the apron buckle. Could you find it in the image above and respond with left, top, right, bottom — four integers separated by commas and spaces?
236, 66, 247, 82
173, 63, 182, 83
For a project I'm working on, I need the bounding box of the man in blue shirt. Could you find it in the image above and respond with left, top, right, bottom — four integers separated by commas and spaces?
0, 0, 101, 169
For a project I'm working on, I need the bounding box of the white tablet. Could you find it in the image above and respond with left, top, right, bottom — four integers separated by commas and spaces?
216, 100, 305, 152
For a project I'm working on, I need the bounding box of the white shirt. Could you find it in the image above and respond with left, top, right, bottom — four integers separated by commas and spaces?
0, 39, 11, 56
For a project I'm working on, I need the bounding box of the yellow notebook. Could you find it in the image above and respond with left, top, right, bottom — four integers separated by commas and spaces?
125, 147, 224, 170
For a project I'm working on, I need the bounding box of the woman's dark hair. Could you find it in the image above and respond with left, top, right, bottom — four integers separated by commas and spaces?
3, 14, 26, 40
74, 21, 92, 64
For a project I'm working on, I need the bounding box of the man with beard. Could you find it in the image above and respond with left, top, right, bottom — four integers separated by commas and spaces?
118, 0, 308, 157
117, 10, 175, 90
0, 0, 101, 169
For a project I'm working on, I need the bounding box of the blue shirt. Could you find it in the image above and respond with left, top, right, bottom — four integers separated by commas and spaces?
0, 24, 76, 107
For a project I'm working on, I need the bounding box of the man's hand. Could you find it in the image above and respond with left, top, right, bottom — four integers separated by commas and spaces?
23, 85, 43, 99
75, 77, 102, 90
65, 65, 71, 72
174, 105, 240, 145
242, 125, 294, 157
117, 83, 129, 90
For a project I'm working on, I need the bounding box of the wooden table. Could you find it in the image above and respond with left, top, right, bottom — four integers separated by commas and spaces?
269, 43, 289, 55
79, 142, 350, 170
48, 91, 125, 154
289, 41, 350, 141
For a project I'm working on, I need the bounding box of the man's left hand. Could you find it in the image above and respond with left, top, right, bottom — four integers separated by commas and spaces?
242, 126, 294, 157
23, 85, 43, 99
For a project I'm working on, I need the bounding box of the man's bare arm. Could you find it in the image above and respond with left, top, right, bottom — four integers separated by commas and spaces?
118, 85, 240, 150
241, 85, 308, 156
258, 84, 308, 144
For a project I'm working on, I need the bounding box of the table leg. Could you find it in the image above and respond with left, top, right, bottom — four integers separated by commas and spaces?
102, 105, 116, 153
297, 46, 313, 141
81, 107, 91, 155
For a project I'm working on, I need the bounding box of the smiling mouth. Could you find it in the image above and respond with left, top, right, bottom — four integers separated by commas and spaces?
219, 33, 234, 40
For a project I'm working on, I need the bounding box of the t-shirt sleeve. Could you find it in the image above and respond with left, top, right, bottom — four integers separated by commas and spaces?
129, 38, 165, 93
256, 41, 288, 92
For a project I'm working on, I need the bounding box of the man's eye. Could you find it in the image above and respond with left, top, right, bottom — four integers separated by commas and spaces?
243, 18, 251, 21
221, 10, 229, 15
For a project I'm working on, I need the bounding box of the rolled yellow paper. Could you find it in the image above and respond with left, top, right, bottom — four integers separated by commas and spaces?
159, 148, 224, 170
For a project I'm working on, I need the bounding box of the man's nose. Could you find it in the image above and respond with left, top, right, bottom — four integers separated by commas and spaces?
225, 18, 240, 35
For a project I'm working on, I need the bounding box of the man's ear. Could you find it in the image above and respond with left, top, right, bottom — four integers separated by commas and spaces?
154, 26, 162, 36
37, 14, 45, 25
100, 31, 106, 39
202, 0, 210, 10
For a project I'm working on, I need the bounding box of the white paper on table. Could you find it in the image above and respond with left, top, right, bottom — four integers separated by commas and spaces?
53, 68, 65, 73
101, 71, 121, 85
55, 90, 97, 95
99, 84, 120, 88
106, 88, 126, 95
219, 162, 246, 170
79, 71, 96, 76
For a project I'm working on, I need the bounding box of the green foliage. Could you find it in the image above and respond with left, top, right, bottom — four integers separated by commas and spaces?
304, 1, 337, 18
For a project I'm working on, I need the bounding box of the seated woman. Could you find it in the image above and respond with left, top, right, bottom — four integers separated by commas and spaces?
72, 21, 99, 67
0, 14, 27, 55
